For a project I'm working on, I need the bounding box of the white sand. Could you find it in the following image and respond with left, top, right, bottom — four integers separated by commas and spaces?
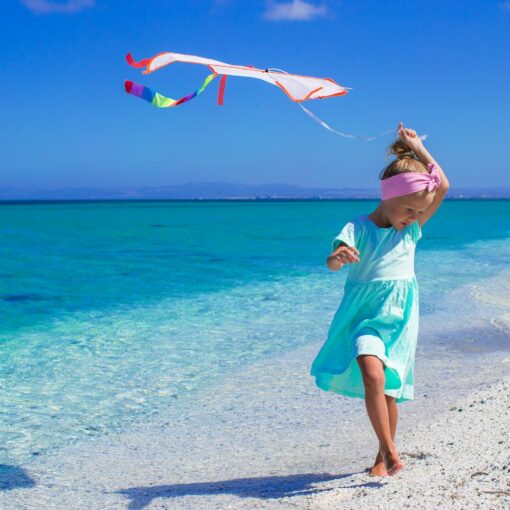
308, 373, 510, 510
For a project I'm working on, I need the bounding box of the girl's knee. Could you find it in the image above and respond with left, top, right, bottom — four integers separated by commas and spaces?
357, 355, 385, 388
362, 370, 385, 388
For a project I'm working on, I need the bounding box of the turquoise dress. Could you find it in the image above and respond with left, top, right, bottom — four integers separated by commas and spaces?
310, 214, 422, 403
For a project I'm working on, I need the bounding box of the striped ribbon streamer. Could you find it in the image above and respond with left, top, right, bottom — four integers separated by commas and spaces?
124, 73, 218, 108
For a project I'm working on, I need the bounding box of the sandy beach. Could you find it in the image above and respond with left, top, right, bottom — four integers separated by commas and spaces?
308, 373, 510, 510
1, 270, 509, 509
0, 349, 508, 509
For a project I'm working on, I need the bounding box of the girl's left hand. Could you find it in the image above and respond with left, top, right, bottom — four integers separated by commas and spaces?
398, 122, 424, 153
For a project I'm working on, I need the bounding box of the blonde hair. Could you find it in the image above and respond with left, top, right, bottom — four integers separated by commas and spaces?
379, 139, 429, 180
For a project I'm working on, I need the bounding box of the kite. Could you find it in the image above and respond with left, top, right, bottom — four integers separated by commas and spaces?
124, 51, 409, 141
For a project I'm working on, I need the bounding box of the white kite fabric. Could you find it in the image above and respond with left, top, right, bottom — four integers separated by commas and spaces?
125, 51, 424, 141
129, 51, 348, 101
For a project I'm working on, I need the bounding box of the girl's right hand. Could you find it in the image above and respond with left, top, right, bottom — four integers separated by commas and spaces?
332, 245, 360, 264
398, 122, 424, 153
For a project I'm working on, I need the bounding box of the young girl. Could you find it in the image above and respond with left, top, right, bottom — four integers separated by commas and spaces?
310, 122, 450, 477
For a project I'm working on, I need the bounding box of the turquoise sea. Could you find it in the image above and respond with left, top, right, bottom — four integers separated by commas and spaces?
0, 199, 509, 465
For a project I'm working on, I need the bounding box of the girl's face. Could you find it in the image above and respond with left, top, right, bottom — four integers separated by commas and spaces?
383, 190, 436, 229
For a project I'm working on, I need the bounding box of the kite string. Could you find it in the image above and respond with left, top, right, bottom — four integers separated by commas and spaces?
298, 103, 394, 142
266, 67, 427, 142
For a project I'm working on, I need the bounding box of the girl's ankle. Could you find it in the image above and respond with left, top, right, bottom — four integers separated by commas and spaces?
379, 443, 397, 455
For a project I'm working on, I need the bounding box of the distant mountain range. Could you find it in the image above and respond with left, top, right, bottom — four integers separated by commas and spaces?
1, 182, 509, 200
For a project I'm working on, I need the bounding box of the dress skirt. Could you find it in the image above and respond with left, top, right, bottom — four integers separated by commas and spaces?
310, 277, 419, 403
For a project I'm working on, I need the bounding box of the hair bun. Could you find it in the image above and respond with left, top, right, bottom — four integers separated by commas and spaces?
386, 139, 417, 161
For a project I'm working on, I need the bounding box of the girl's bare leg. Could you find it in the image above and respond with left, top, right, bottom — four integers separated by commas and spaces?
371, 395, 398, 476
357, 355, 404, 476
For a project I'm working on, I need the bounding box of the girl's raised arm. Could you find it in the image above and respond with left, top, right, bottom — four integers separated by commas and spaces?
398, 123, 450, 227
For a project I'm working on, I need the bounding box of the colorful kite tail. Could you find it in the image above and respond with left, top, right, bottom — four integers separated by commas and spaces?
124, 71, 219, 108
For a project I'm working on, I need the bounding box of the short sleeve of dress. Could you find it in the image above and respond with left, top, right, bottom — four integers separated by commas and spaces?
409, 220, 422, 243
332, 220, 359, 251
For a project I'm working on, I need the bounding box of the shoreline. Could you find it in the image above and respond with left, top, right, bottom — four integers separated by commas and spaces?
0, 262, 508, 509
1, 251, 508, 468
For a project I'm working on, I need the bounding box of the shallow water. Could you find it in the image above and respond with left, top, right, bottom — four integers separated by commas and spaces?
0, 199, 509, 464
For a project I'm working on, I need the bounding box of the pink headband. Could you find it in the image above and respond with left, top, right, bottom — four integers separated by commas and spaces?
381, 162, 441, 201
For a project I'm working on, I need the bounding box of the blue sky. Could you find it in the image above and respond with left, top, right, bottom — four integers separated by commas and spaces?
1, 0, 509, 189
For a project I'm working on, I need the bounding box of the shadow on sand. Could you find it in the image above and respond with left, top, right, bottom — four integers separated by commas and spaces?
116, 470, 385, 509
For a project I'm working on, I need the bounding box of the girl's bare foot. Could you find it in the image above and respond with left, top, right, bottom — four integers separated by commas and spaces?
368, 450, 388, 477
383, 446, 405, 476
